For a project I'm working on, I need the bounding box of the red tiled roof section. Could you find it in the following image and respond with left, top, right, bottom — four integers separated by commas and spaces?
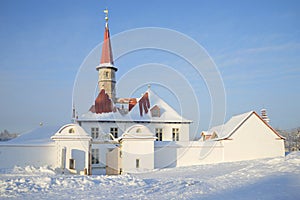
89, 105, 96, 113
95, 89, 114, 114
139, 92, 150, 116
129, 98, 137, 112
100, 27, 114, 65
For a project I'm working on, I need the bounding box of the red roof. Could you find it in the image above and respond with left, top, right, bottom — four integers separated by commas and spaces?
139, 92, 150, 116
95, 89, 114, 114
100, 26, 114, 65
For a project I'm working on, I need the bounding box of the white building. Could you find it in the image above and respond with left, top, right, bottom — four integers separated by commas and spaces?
0, 10, 285, 175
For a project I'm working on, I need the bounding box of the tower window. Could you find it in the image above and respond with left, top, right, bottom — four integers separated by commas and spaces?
136, 159, 140, 168
105, 71, 109, 78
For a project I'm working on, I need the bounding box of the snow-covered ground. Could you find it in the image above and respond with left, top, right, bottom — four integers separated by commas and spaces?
1, 152, 300, 200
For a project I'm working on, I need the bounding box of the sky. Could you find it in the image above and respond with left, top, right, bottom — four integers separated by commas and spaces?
0, 0, 299, 134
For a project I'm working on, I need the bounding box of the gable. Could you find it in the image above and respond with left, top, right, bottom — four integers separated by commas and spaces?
127, 89, 190, 122
224, 111, 284, 139
208, 111, 284, 141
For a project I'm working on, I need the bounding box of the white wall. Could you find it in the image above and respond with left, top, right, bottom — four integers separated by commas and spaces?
81, 114, 285, 173
176, 141, 224, 166
223, 115, 285, 162
0, 144, 56, 168
54, 140, 90, 174
121, 138, 155, 173
154, 141, 224, 168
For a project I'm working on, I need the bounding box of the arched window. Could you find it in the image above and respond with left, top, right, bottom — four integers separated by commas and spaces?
69, 128, 75, 134
136, 128, 142, 133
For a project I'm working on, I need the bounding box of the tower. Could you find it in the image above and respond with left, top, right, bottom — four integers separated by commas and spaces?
96, 9, 117, 102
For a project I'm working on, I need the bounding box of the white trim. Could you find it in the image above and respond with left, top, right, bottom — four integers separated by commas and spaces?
96, 63, 117, 70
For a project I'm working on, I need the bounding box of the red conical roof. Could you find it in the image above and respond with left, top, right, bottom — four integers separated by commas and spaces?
100, 25, 114, 65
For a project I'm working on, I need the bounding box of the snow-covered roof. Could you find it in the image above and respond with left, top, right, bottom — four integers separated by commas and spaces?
78, 88, 191, 123
1, 125, 61, 145
204, 111, 284, 141
213, 111, 253, 139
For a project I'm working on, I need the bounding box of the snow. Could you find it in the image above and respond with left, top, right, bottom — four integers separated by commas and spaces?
2, 126, 61, 145
79, 88, 191, 123
205, 111, 253, 140
1, 152, 300, 199
205, 111, 284, 140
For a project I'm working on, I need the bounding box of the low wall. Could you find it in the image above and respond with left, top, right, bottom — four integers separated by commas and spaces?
154, 141, 224, 169
222, 139, 285, 162
0, 144, 56, 168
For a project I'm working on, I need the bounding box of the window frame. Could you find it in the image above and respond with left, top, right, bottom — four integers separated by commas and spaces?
91, 127, 99, 139
155, 128, 163, 141
68, 128, 75, 134
91, 148, 100, 165
172, 128, 179, 141
110, 127, 118, 139
105, 71, 109, 78
69, 158, 75, 169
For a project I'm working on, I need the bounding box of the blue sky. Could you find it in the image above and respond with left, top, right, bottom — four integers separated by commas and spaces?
0, 0, 299, 133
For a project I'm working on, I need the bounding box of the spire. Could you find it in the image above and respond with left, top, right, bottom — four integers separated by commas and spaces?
100, 8, 114, 65
96, 8, 117, 101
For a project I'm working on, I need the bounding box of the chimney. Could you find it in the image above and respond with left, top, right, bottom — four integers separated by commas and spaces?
261, 108, 270, 123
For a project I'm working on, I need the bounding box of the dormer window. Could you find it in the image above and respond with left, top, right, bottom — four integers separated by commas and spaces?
151, 105, 160, 117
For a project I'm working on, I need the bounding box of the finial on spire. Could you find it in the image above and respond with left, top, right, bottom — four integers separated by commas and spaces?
104, 8, 109, 27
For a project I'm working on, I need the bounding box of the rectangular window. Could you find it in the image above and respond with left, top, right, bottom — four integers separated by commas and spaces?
172, 128, 179, 141
155, 128, 163, 141
91, 127, 99, 139
92, 149, 100, 164
136, 159, 140, 168
69, 158, 75, 169
110, 127, 118, 139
